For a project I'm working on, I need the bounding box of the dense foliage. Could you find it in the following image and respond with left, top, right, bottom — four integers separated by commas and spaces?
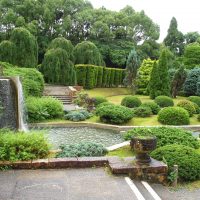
184, 43, 200, 69
74, 41, 105, 66
184, 67, 200, 96
141, 102, 161, 114
65, 110, 92, 122
93, 97, 108, 106
41, 37, 76, 85
26, 97, 64, 122
0, 28, 38, 68
75, 64, 125, 89
121, 96, 142, 108
57, 142, 108, 157
136, 59, 155, 95
188, 96, 200, 107
0, 131, 50, 161
158, 107, 190, 125
1, 62, 44, 97
96, 104, 134, 124
133, 106, 152, 117
154, 96, 174, 107
151, 145, 200, 181
177, 100, 196, 117
0, 1, 160, 67
124, 127, 200, 149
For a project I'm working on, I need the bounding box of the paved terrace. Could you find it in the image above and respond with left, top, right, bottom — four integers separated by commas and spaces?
0, 168, 199, 200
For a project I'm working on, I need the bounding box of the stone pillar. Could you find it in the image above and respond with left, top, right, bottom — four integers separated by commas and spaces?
0, 78, 18, 129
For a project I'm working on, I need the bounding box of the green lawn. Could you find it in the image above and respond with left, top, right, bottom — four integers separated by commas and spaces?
107, 145, 134, 157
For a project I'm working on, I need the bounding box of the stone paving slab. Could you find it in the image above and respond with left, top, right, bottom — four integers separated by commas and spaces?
0, 168, 137, 200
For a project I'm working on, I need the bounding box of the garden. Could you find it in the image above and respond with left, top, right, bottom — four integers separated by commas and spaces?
0, 0, 200, 187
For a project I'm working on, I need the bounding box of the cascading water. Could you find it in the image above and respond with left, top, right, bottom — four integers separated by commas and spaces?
0, 76, 28, 132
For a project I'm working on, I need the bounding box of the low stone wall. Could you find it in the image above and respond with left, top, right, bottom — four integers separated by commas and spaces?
0, 156, 168, 184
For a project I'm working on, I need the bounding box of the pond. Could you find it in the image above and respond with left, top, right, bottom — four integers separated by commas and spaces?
42, 127, 124, 149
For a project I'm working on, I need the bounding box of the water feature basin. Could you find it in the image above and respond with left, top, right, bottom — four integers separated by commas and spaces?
42, 127, 124, 149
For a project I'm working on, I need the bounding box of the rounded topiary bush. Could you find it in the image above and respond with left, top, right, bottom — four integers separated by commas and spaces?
121, 96, 142, 108
154, 96, 174, 107
158, 107, 190, 125
151, 144, 200, 181
96, 104, 134, 124
141, 102, 161, 115
134, 106, 152, 117
123, 127, 199, 149
94, 96, 108, 106
177, 100, 196, 117
188, 96, 200, 107
97, 102, 114, 108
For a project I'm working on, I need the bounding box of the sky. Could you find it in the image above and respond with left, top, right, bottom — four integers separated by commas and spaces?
89, 0, 200, 41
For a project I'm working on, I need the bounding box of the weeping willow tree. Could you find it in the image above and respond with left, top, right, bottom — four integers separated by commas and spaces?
41, 37, 76, 85
0, 41, 15, 64
10, 28, 38, 67
74, 41, 105, 66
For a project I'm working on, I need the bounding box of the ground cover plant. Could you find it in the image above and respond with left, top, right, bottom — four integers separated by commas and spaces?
123, 127, 199, 149
0, 130, 50, 161
57, 142, 108, 157
65, 110, 92, 122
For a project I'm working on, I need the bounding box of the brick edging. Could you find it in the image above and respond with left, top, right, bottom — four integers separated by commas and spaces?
0, 157, 109, 169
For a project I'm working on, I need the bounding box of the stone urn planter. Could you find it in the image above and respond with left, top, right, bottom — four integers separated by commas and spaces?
130, 136, 157, 164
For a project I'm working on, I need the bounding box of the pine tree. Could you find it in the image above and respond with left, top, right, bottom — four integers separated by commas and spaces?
124, 48, 140, 91
164, 17, 185, 56
148, 61, 160, 99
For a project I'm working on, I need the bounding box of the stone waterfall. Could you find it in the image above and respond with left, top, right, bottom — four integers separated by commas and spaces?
0, 76, 28, 131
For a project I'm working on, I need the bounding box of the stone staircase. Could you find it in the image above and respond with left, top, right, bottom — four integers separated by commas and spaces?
43, 85, 79, 105
48, 95, 73, 105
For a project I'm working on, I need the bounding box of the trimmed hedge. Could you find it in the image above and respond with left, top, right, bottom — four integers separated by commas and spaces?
141, 102, 161, 115
121, 96, 142, 108
124, 127, 200, 149
26, 97, 64, 122
177, 100, 196, 117
154, 96, 174, 107
75, 64, 125, 89
158, 107, 190, 125
96, 104, 134, 124
151, 145, 200, 181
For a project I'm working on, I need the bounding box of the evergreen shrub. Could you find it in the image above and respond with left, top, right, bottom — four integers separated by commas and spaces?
154, 96, 174, 107
124, 127, 199, 149
94, 97, 108, 106
96, 105, 134, 124
141, 102, 161, 115
134, 106, 152, 117
188, 96, 200, 107
121, 96, 142, 108
151, 145, 200, 181
177, 100, 196, 117
158, 107, 190, 125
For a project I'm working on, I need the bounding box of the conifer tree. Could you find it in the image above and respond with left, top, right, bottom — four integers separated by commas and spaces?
148, 61, 160, 99
124, 48, 140, 91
